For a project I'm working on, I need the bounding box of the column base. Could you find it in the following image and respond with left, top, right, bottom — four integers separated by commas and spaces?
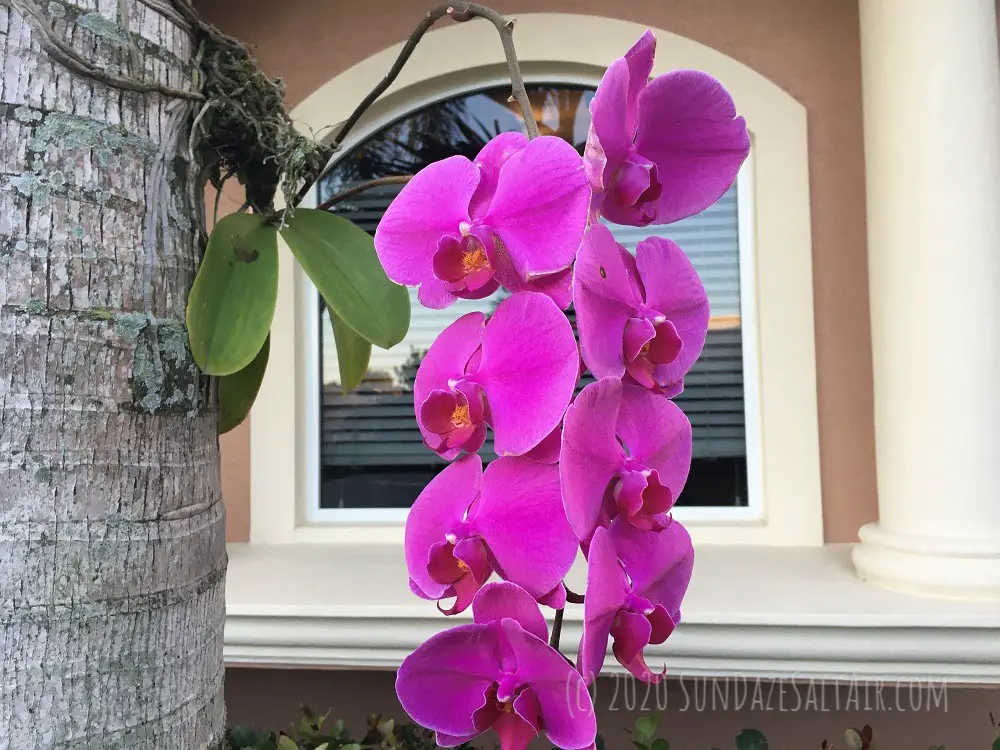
853, 523, 1000, 601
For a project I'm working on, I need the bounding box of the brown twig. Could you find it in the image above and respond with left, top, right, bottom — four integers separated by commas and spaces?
317, 175, 414, 211
565, 586, 585, 605
549, 607, 565, 650
11, 0, 205, 101
294, 2, 539, 206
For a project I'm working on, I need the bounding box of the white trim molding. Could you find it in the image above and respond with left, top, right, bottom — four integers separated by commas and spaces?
224, 544, 1000, 682
250, 13, 821, 546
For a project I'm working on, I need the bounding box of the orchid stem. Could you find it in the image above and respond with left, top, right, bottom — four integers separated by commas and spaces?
565, 586, 585, 605
295, 2, 539, 206
317, 175, 414, 211
549, 607, 565, 650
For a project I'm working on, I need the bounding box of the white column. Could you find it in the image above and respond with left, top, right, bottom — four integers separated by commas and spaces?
853, 0, 1000, 599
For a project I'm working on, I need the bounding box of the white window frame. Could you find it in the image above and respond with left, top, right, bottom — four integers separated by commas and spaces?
249, 14, 822, 547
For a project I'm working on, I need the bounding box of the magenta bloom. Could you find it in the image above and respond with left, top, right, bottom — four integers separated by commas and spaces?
415, 292, 579, 459
561, 377, 692, 541
574, 224, 709, 395
585, 30, 750, 226
374, 132, 591, 309
397, 582, 597, 749
579, 522, 693, 683
405, 454, 578, 614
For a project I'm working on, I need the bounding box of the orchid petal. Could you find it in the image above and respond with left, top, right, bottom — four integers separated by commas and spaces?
473, 581, 549, 643
501, 620, 597, 749
417, 275, 462, 309
493, 259, 574, 310
635, 236, 710, 388
611, 516, 694, 623
492, 707, 539, 750
579, 526, 629, 682
374, 155, 479, 286
537, 582, 567, 609
611, 612, 665, 684
471, 457, 577, 599
634, 70, 750, 224
413, 311, 486, 455
484, 136, 591, 279
473, 293, 579, 456
523, 424, 562, 465
618, 385, 693, 499
560, 377, 625, 540
470, 132, 530, 219
405, 455, 482, 599
396, 622, 502, 736
623, 30, 656, 135
573, 225, 642, 378
455, 536, 491, 584
512, 687, 542, 734
647, 604, 676, 645
435, 731, 479, 748
585, 58, 632, 191
610, 609, 652, 667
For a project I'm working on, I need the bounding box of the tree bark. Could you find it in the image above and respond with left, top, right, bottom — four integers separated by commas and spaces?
0, 1, 226, 747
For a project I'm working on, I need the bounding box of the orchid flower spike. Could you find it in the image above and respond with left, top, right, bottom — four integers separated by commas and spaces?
585, 30, 750, 226
397, 582, 597, 749
405, 454, 578, 614
574, 224, 710, 395
415, 291, 579, 459
579, 521, 694, 684
561, 377, 692, 542
375, 132, 591, 309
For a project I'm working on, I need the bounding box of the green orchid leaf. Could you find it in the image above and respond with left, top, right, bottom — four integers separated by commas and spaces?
218, 336, 269, 434
331, 310, 371, 394
736, 728, 769, 750
280, 208, 409, 349
634, 714, 660, 745
187, 212, 278, 376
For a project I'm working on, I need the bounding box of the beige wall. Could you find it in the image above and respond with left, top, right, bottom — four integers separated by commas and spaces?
226, 668, 1000, 746
203, 0, 877, 545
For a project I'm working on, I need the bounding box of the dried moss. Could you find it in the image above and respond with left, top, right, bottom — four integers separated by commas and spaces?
190, 23, 332, 212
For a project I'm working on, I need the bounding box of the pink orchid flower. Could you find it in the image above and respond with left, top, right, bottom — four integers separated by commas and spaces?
579, 521, 694, 684
397, 582, 597, 750
574, 224, 710, 395
584, 30, 750, 226
374, 132, 591, 310
561, 377, 692, 542
414, 292, 579, 459
405, 454, 578, 615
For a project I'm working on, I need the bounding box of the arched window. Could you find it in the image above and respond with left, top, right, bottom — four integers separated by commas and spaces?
315, 84, 748, 514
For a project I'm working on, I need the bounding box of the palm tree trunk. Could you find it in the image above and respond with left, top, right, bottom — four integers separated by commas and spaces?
0, 1, 226, 747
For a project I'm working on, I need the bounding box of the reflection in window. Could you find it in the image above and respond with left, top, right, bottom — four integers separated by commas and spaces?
318, 85, 747, 511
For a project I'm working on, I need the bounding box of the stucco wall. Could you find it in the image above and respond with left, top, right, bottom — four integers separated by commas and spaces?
202, 0, 877, 545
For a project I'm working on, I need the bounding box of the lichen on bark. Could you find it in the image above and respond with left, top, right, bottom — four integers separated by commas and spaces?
0, 1, 227, 746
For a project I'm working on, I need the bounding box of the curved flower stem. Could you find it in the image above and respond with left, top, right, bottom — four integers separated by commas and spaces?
565, 586, 585, 605
295, 1, 539, 206
317, 175, 414, 211
549, 607, 565, 650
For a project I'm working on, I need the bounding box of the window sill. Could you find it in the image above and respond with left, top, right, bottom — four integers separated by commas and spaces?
224, 542, 999, 683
